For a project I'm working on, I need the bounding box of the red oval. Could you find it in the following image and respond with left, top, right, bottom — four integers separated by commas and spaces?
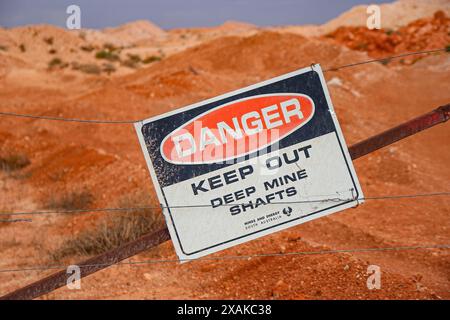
161, 93, 315, 164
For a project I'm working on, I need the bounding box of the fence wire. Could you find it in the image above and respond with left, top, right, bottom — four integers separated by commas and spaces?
0, 244, 448, 274
0, 191, 449, 218
0, 219, 32, 223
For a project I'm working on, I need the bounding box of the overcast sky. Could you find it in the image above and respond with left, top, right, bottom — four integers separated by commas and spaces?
0, 0, 392, 29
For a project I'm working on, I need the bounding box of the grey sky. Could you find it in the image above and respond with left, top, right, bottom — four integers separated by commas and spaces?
0, 0, 392, 29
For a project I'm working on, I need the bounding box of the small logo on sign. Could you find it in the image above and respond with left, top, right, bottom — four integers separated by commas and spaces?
161, 93, 315, 164
282, 206, 293, 217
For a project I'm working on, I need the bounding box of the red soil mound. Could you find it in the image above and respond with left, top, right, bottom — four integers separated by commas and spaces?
326, 11, 450, 62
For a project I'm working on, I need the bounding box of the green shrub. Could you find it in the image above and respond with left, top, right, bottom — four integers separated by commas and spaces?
121, 58, 139, 69
120, 54, 143, 68
95, 50, 120, 62
142, 55, 161, 64
127, 53, 141, 63
80, 45, 95, 52
48, 57, 62, 68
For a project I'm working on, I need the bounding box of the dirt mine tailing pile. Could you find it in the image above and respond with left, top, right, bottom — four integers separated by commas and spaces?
326, 11, 450, 61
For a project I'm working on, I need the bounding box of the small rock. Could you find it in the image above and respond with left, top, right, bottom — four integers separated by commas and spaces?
143, 273, 152, 280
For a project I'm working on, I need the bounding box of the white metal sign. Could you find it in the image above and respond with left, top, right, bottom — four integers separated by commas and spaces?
135, 65, 363, 261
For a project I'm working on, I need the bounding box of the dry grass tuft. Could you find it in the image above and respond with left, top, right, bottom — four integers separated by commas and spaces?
77, 63, 102, 74
51, 193, 163, 261
45, 189, 94, 210
142, 55, 161, 64
0, 154, 30, 172
95, 50, 120, 62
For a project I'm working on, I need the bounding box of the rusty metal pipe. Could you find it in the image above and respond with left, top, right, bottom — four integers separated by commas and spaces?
1, 103, 448, 300
0, 228, 170, 300
349, 104, 449, 159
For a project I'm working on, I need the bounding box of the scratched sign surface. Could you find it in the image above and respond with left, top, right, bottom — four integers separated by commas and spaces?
135, 65, 363, 261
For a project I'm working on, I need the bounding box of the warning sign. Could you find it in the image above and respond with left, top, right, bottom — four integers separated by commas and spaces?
135, 64, 363, 260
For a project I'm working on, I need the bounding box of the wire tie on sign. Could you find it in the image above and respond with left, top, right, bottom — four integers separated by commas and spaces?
329, 191, 342, 203
327, 197, 342, 203
351, 188, 360, 209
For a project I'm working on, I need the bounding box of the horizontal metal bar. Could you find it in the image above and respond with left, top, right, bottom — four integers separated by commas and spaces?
0, 229, 170, 300
349, 104, 449, 159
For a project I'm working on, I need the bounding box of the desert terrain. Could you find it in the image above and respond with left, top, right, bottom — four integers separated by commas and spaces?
0, 0, 449, 299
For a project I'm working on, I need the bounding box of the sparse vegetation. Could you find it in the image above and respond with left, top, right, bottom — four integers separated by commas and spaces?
19, 43, 26, 52
121, 58, 139, 69
94, 43, 123, 63
102, 63, 117, 75
0, 154, 30, 172
45, 189, 94, 211
127, 53, 141, 63
379, 58, 391, 65
43, 36, 54, 45
142, 55, 161, 64
72, 62, 102, 75
0, 45, 8, 51
95, 50, 120, 62
48, 57, 63, 68
103, 43, 119, 52
77, 63, 102, 74
80, 45, 95, 52
48, 48, 57, 54
51, 194, 163, 260
71, 60, 113, 75
446, 44, 450, 52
